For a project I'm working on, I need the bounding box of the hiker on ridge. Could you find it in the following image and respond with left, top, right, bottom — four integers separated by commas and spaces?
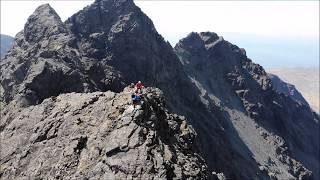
131, 93, 142, 108
135, 81, 144, 94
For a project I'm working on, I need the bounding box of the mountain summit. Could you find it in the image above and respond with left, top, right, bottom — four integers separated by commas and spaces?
175, 32, 319, 179
1, 1, 319, 179
23, 4, 67, 43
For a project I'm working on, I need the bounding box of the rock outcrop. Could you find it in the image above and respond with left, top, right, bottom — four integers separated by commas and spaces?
0, 0, 189, 108
1, 87, 208, 179
1, 4, 91, 106
1, 0, 319, 179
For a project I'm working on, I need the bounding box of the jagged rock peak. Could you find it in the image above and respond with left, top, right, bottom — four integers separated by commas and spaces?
90, 0, 135, 13
23, 3, 66, 43
176, 32, 224, 51
31, 3, 57, 14
177, 32, 203, 44
65, 0, 145, 38
175, 32, 206, 51
94, 0, 134, 7
181, 32, 220, 42
199, 32, 220, 44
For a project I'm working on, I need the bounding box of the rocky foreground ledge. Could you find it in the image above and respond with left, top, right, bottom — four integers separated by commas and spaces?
0, 87, 211, 179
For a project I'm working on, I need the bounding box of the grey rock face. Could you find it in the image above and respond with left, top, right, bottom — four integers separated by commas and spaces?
1, 2, 207, 179
1, 87, 208, 179
0, 0, 189, 108
1, 0, 319, 179
175, 32, 319, 180
1, 4, 92, 106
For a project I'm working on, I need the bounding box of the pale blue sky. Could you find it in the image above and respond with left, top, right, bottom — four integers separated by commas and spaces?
1, 0, 319, 68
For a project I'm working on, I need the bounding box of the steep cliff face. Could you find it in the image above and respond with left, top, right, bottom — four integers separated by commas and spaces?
0, 87, 208, 179
1, 4, 91, 106
0, 1, 209, 179
63, 0, 197, 114
1, 0, 319, 179
0, 0, 191, 108
64, 0, 179, 88
175, 32, 319, 179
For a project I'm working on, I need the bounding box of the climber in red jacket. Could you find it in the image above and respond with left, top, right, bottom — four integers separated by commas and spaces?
135, 81, 144, 94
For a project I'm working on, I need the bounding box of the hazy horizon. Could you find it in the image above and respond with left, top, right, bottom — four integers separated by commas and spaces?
1, 0, 319, 69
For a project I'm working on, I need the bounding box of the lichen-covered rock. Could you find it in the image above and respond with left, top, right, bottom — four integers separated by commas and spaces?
0, 87, 208, 179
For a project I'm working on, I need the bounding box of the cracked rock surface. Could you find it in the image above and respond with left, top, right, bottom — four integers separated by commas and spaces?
0, 87, 208, 179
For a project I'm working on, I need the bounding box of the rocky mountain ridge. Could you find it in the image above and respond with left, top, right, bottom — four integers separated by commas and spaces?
1, 87, 208, 179
1, 0, 319, 179
174, 32, 319, 179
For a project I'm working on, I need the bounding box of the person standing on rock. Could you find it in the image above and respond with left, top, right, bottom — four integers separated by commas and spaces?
135, 81, 144, 94
131, 94, 141, 107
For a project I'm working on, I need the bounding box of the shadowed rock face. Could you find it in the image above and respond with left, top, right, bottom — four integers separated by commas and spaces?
0, 1, 210, 179
0, 0, 189, 107
175, 32, 319, 180
1, 4, 91, 106
0, 0, 319, 180
0, 87, 208, 179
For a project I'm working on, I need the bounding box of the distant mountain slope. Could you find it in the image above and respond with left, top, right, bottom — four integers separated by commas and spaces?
0, 34, 14, 59
175, 32, 319, 179
268, 73, 309, 106
269, 68, 319, 113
